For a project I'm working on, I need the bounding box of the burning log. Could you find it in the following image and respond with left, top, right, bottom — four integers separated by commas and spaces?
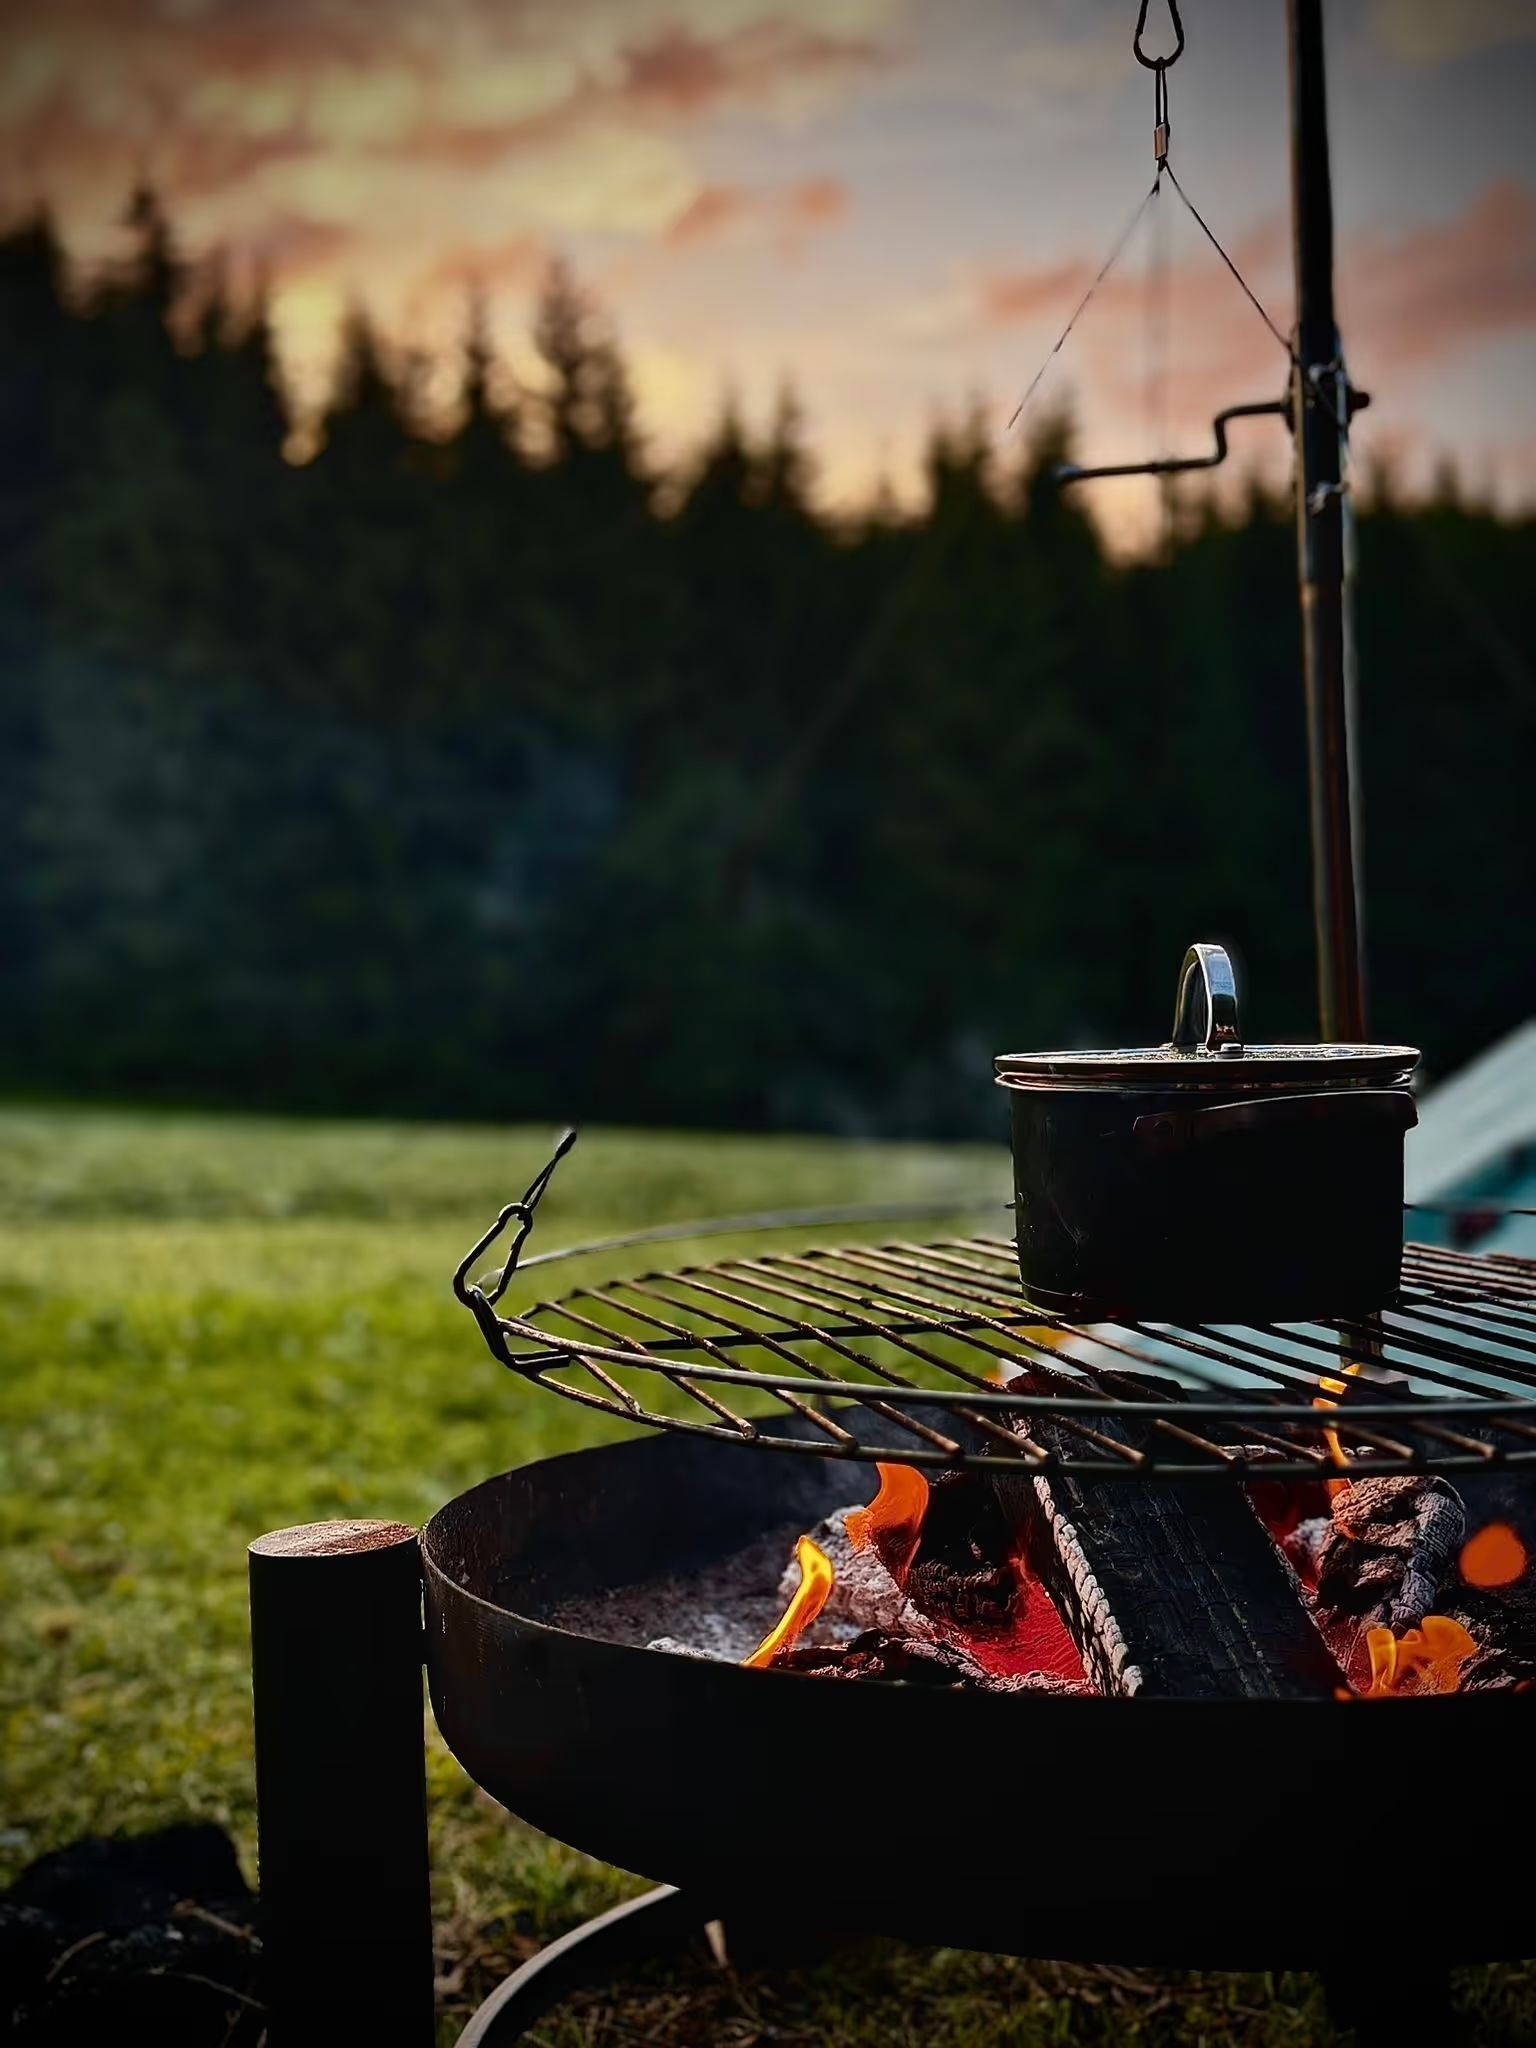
776, 1506, 927, 1640
1297, 1468, 1536, 1692
1314, 1475, 1465, 1636
1444, 1583, 1536, 1690
1000, 1372, 1347, 1699
903, 1471, 1018, 1633
1433, 1504, 1536, 1691
774, 1628, 1091, 1695
1425, 1453, 1536, 1689
777, 1464, 1019, 1640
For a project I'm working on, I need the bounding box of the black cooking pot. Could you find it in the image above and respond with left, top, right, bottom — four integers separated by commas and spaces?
995, 943, 1419, 1323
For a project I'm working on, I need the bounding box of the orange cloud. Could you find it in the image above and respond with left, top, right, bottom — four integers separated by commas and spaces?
665, 183, 751, 247
421, 232, 549, 294
786, 176, 848, 227
0, 0, 893, 279
664, 175, 849, 249
619, 20, 885, 115
979, 256, 1095, 327
233, 213, 356, 281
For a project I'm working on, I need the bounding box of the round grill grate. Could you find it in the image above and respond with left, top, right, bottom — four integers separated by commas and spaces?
454, 1160, 1536, 1483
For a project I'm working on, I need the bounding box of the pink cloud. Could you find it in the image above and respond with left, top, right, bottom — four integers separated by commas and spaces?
663, 176, 849, 250
0, 1, 888, 274
979, 256, 1096, 327
619, 21, 886, 116
785, 176, 848, 227
234, 212, 355, 279
1343, 179, 1536, 371
422, 232, 549, 293
665, 182, 751, 248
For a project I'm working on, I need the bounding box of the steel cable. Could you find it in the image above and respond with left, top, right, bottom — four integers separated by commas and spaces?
1007, 175, 1164, 430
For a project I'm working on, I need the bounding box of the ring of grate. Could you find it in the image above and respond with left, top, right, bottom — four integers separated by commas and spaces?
462, 1238, 1536, 1481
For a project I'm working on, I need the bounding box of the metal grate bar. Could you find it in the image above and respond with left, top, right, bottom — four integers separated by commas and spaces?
613, 1274, 966, 1458
708, 1264, 1051, 1463
722, 1255, 1138, 1465
543, 1297, 763, 1437
798, 1242, 1412, 1461
1391, 1292, 1536, 1355
554, 1290, 858, 1448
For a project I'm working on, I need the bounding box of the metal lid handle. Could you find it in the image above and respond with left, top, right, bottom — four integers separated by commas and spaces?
1168, 943, 1243, 1054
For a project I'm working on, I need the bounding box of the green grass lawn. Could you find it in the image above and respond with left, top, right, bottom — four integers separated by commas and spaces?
2, 1104, 1531, 2044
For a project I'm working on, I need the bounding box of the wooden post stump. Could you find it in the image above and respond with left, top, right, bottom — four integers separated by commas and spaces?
249, 1520, 434, 2046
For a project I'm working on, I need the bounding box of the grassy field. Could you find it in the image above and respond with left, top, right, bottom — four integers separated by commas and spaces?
2, 1104, 1531, 2044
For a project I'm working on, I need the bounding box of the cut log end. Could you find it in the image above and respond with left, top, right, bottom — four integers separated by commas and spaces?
249, 1519, 418, 1560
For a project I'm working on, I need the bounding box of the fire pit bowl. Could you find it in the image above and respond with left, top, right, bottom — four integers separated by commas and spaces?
422, 1418, 1535, 1971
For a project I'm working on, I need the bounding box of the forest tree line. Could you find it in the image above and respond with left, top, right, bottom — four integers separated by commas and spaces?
1, 195, 1531, 1136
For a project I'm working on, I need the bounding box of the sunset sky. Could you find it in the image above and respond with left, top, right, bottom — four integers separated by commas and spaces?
3, 0, 1534, 536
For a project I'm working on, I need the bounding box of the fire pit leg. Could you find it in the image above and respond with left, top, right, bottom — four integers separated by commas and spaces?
249, 1519, 435, 2046
454, 1887, 712, 2045
1322, 1964, 1453, 2046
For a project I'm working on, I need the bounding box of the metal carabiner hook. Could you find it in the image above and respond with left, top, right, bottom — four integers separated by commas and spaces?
1134, 0, 1186, 69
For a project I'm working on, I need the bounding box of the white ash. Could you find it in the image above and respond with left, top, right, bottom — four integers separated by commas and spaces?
775, 1506, 931, 1643
546, 1523, 803, 1664
545, 1502, 934, 1666
636, 1505, 929, 1662
1284, 1515, 1333, 1579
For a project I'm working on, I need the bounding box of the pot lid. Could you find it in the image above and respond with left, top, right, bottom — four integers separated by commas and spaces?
994, 944, 1419, 1091
994, 1042, 1420, 1089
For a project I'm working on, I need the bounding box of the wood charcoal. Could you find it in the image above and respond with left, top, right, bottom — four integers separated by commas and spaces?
904, 1471, 1018, 1633
774, 1629, 1090, 1695
1426, 1437, 1536, 1688
1444, 1583, 1536, 1690
1315, 1475, 1464, 1633
784, 1476, 1024, 1641
996, 1370, 1346, 1700
1281, 1515, 1333, 1586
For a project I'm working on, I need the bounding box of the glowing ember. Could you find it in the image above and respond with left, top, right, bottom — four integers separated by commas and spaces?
959, 1559, 1090, 1687
1461, 1522, 1528, 1589
1363, 1614, 1477, 1697
846, 1462, 930, 1586
743, 1535, 835, 1669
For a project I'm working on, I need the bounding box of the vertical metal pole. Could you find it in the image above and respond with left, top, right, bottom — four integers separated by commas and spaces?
1288, 0, 1367, 1042
250, 1520, 436, 2045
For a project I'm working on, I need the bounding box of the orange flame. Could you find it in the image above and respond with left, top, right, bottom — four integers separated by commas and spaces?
744, 1536, 835, 1669
1363, 1614, 1477, 1697
1461, 1522, 1528, 1589
846, 1462, 930, 1586
1314, 1359, 1363, 1490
